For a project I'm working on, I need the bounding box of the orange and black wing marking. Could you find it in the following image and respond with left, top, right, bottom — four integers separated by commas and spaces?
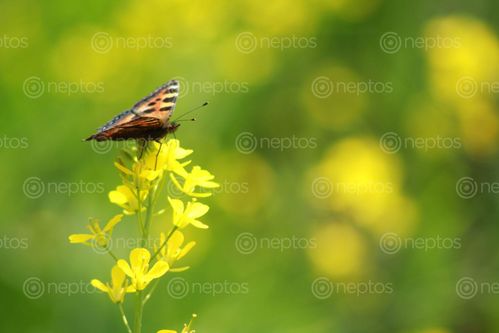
85, 80, 180, 141
132, 80, 179, 125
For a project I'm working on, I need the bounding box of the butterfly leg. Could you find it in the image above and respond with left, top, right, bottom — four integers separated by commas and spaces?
137, 139, 147, 160
154, 140, 163, 170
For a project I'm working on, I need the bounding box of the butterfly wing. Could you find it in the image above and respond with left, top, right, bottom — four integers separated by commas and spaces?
131, 80, 179, 125
97, 110, 136, 132
89, 117, 165, 141
85, 80, 180, 141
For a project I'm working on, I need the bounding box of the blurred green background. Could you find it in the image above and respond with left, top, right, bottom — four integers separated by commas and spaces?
1, 0, 498, 332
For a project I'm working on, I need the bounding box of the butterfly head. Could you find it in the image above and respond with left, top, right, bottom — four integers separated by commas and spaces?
166, 121, 180, 133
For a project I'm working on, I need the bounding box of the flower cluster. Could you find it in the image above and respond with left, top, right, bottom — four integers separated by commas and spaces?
69, 139, 218, 333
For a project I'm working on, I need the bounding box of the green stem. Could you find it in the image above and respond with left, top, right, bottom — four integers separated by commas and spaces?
143, 226, 177, 306
152, 174, 167, 208
142, 182, 157, 248
142, 279, 160, 306
134, 291, 143, 333
135, 182, 145, 236
151, 226, 178, 261
118, 303, 133, 333
107, 249, 118, 262
135, 145, 147, 237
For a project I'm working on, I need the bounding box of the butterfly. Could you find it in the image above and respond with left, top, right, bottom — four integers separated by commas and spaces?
85, 80, 180, 142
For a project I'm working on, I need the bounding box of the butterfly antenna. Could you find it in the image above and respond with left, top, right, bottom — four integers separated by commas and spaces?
173, 102, 208, 122
176, 118, 196, 122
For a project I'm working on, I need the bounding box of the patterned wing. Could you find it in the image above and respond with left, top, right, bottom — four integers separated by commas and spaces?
85, 80, 179, 141
131, 80, 179, 125
88, 117, 165, 141
97, 109, 136, 132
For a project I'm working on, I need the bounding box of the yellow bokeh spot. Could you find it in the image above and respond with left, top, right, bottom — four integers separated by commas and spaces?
212, 152, 274, 220
50, 27, 128, 82
425, 16, 499, 103
308, 137, 417, 236
308, 222, 367, 279
240, 0, 317, 35
117, 0, 228, 41
424, 16, 499, 157
317, 0, 381, 21
215, 37, 276, 83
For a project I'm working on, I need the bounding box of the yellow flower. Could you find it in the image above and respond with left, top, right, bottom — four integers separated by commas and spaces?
117, 248, 169, 290
91, 265, 135, 303
115, 159, 162, 183
168, 197, 210, 229
68, 214, 123, 248
146, 139, 192, 171
171, 165, 219, 197
157, 314, 197, 333
109, 184, 147, 215
156, 230, 196, 271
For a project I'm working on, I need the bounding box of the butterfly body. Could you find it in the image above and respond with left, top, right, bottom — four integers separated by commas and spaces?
85, 80, 180, 141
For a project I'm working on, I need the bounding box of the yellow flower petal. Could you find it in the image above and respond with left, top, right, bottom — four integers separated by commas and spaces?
169, 173, 184, 193
130, 248, 150, 270
141, 170, 161, 181
187, 202, 209, 219
109, 190, 128, 205
168, 197, 184, 214
111, 265, 126, 287
170, 266, 190, 273
114, 161, 134, 175
189, 219, 209, 229
103, 214, 124, 232
178, 241, 196, 260
186, 191, 212, 198
145, 261, 169, 281
117, 259, 134, 278
68, 234, 94, 244
168, 230, 184, 254
199, 181, 219, 188
91, 279, 109, 292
